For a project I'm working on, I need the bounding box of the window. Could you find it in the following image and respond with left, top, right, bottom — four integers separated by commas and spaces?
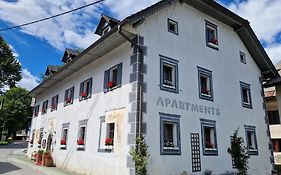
79, 78, 92, 101
160, 112, 181, 155
41, 100, 48, 114
168, 18, 178, 35
38, 128, 44, 145
205, 21, 218, 49
245, 125, 258, 155
77, 119, 88, 151
33, 105, 40, 117
105, 123, 115, 149
64, 86, 74, 106
268, 110, 280, 125
160, 55, 179, 93
104, 63, 122, 92
240, 51, 246, 64
272, 139, 281, 152
198, 67, 213, 101
240, 82, 252, 108
200, 119, 218, 156
60, 123, 69, 150
29, 129, 35, 146
51, 95, 59, 111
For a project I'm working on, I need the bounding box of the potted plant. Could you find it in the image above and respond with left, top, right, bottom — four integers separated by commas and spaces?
35, 150, 43, 165
44, 154, 53, 167
205, 141, 214, 149
105, 138, 113, 150
42, 151, 50, 166
81, 92, 87, 98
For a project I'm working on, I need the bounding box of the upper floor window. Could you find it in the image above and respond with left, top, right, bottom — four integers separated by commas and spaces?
160, 112, 181, 155
64, 86, 74, 106
160, 55, 179, 93
200, 119, 218, 156
240, 51, 246, 64
168, 18, 178, 35
41, 100, 48, 114
245, 125, 258, 155
268, 110, 280, 125
51, 95, 59, 111
33, 105, 40, 117
79, 78, 92, 101
205, 21, 218, 50
104, 63, 122, 92
198, 67, 213, 101
240, 82, 252, 109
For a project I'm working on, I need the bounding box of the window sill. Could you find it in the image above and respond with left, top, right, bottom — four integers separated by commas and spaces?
163, 84, 176, 89
76, 145, 85, 151
248, 148, 258, 155
164, 147, 179, 150
207, 42, 219, 50
201, 93, 211, 97
80, 95, 91, 101
242, 103, 252, 109
205, 148, 217, 151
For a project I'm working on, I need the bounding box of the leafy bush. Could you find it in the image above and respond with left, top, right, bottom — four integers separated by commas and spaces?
202, 169, 213, 175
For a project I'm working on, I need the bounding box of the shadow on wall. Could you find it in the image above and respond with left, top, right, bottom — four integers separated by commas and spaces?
0, 162, 21, 174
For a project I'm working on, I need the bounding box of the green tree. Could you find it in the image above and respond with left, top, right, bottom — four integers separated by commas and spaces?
0, 35, 22, 92
0, 87, 32, 137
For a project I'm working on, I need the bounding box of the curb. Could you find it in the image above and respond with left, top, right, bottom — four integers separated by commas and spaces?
8, 156, 70, 175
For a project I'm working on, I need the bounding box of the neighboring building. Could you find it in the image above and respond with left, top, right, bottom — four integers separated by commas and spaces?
27, 0, 278, 174
264, 65, 281, 166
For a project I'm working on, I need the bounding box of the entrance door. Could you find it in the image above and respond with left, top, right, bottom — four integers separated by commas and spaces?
46, 133, 53, 151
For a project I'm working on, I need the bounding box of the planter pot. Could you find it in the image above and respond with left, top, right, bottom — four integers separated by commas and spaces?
35, 152, 43, 164
42, 154, 51, 166
45, 157, 53, 167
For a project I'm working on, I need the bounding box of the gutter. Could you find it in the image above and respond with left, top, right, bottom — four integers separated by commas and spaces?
118, 22, 143, 140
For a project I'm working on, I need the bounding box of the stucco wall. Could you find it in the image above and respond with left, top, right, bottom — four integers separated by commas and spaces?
135, 2, 272, 175
28, 42, 132, 175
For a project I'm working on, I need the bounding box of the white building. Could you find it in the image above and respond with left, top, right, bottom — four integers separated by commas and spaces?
27, 0, 279, 174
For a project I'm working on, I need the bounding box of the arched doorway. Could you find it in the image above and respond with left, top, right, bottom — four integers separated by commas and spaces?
46, 133, 53, 151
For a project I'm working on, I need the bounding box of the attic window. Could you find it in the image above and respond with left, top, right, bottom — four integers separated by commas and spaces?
102, 25, 111, 36
168, 18, 178, 35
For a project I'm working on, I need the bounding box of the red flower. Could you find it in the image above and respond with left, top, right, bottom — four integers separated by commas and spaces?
108, 81, 115, 88
77, 139, 84, 145
105, 138, 113, 146
210, 38, 218, 45
66, 98, 71, 103
201, 88, 209, 94
81, 92, 87, 97
60, 139, 66, 145
205, 141, 215, 148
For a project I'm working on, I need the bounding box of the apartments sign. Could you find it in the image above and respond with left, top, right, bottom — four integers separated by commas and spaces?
156, 97, 221, 116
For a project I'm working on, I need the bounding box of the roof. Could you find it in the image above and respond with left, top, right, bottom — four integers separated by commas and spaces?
45, 65, 60, 76
61, 48, 80, 63
28, 0, 279, 97
95, 14, 120, 36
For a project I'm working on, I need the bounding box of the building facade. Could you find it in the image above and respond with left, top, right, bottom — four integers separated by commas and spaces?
27, 0, 278, 174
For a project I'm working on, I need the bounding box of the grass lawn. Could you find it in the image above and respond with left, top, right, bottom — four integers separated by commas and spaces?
0, 141, 8, 145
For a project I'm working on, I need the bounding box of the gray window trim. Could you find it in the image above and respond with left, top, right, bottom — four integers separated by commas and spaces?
240, 51, 246, 64
60, 123, 70, 150
198, 66, 214, 101
244, 125, 258, 155
104, 63, 122, 93
200, 118, 218, 156
98, 116, 113, 153
159, 55, 179, 93
77, 119, 88, 151
240, 81, 252, 109
160, 112, 181, 155
167, 18, 178, 35
205, 20, 219, 50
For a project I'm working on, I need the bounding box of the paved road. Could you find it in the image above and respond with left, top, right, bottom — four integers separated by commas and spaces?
0, 141, 45, 175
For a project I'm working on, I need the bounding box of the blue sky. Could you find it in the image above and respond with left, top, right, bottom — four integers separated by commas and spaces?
0, 0, 281, 90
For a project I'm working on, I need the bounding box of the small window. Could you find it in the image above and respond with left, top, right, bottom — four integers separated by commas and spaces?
268, 110, 280, 125
198, 67, 213, 101
33, 105, 40, 117
105, 123, 115, 149
200, 119, 218, 156
29, 129, 35, 146
240, 82, 252, 108
60, 123, 69, 150
77, 119, 88, 151
240, 51, 246, 64
160, 113, 181, 155
64, 86, 74, 106
205, 21, 218, 49
168, 18, 178, 35
245, 125, 258, 155
51, 95, 59, 111
160, 55, 179, 93
38, 128, 44, 145
104, 63, 122, 92
272, 139, 281, 152
41, 100, 48, 114
79, 78, 92, 101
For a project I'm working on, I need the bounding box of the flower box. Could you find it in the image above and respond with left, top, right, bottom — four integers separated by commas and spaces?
51, 105, 57, 110
108, 81, 115, 88
81, 92, 87, 97
60, 139, 66, 145
77, 139, 84, 145
201, 89, 209, 94
205, 141, 215, 148
210, 38, 218, 45
65, 98, 72, 103
105, 138, 114, 146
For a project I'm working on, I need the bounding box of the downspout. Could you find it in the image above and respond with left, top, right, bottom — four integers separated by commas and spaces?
118, 22, 144, 139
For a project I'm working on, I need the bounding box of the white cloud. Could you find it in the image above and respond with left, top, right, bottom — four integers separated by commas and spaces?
0, 0, 101, 50
8, 44, 19, 58
17, 69, 40, 91
265, 44, 281, 64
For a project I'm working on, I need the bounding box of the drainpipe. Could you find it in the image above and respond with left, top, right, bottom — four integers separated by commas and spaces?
118, 22, 144, 139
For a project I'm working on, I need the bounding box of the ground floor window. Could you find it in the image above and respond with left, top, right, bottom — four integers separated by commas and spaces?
60, 123, 69, 150
273, 139, 281, 152
77, 119, 88, 151
200, 118, 218, 156
160, 112, 181, 155
98, 116, 116, 152
245, 125, 258, 155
